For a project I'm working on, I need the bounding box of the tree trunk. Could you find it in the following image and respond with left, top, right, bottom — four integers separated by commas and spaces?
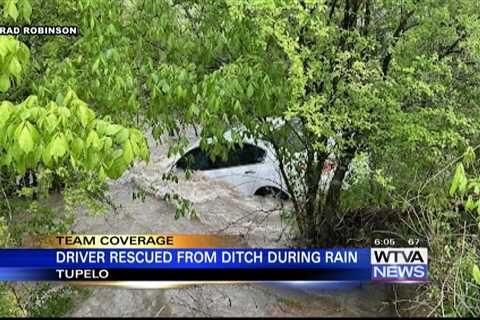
294, 150, 354, 246
316, 154, 354, 245
301, 147, 328, 246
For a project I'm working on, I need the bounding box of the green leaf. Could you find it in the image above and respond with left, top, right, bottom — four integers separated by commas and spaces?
92, 58, 100, 73
8, 57, 22, 79
86, 131, 101, 149
42, 144, 52, 166
45, 114, 58, 133
465, 197, 476, 211
77, 103, 95, 128
18, 123, 34, 153
5, 0, 19, 21
106, 157, 127, 179
234, 100, 241, 112
189, 104, 199, 116
246, 84, 254, 98
17, 42, 29, 62
85, 150, 99, 170
23, 95, 37, 108
25, 148, 38, 168
463, 146, 476, 167
98, 166, 107, 182
115, 128, 129, 143
450, 163, 466, 196
111, 149, 123, 160
0, 37, 8, 58
473, 265, 480, 285
0, 74, 11, 92
22, 0, 32, 22
104, 124, 122, 136
1, 151, 12, 166
102, 137, 113, 150
50, 135, 68, 159
16, 154, 26, 175
123, 140, 134, 164
72, 137, 84, 158
0, 101, 14, 129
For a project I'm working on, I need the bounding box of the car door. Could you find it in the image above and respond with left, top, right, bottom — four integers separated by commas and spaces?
175, 143, 268, 195
203, 143, 268, 195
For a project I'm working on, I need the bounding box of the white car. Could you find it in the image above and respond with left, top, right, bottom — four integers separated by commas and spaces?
171, 135, 290, 199
168, 128, 339, 199
166, 115, 369, 199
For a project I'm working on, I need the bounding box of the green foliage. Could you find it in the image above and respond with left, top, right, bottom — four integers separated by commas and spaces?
27, 284, 89, 318
420, 211, 480, 317
135, 0, 480, 246
0, 92, 149, 179
141, 0, 480, 314
0, 216, 10, 247
22, 0, 173, 126
0, 284, 23, 317
9, 201, 70, 242
0, 219, 23, 317
0, 36, 29, 93
450, 163, 468, 196
163, 191, 197, 220
448, 159, 480, 316
0, 183, 87, 318
473, 265, 480, 286
0, 2, 149, 316
1, 0, 32, 22
403, 156, 480, 317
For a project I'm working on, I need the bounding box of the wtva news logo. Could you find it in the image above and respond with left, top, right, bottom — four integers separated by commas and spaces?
371, 248, 428, 283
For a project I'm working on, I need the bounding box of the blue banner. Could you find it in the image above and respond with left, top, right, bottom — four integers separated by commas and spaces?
0, 248, 428, 283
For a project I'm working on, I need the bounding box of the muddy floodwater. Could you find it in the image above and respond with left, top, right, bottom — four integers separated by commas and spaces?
65, 129, 395, 317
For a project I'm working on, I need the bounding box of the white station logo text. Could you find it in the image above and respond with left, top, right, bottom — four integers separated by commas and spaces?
371, 248, 428, 282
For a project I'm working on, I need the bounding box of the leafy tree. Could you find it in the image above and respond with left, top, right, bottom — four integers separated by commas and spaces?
17, 0, 174, 127
0, 91, 149, 177
24, 0, 476, 261
444, 156, 480, 316
139, 0, 480, 245
0, 0, 151, 257
0, 36, 29, 93
0, 0, 149, 194
10, 0, 479, 244
0, 2, 150, 316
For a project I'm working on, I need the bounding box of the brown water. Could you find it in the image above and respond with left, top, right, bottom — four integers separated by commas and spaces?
66, 183, 393, 317
65, 128, 394, 317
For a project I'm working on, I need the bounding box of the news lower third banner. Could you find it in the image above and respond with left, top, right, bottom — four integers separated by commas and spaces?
0, 235, 428, 284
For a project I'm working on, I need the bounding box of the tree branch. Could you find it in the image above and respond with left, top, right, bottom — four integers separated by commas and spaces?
362, 0, 371, 36
327, 0, 338, 24
439, 31, 467, 60
382, 9, 416, 77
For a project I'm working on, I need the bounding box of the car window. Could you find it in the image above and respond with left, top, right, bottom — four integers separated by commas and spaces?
176, 147, 213, 171
237, 143, 266, 165
211, 143, 266, 169
177, 143, 266, 171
